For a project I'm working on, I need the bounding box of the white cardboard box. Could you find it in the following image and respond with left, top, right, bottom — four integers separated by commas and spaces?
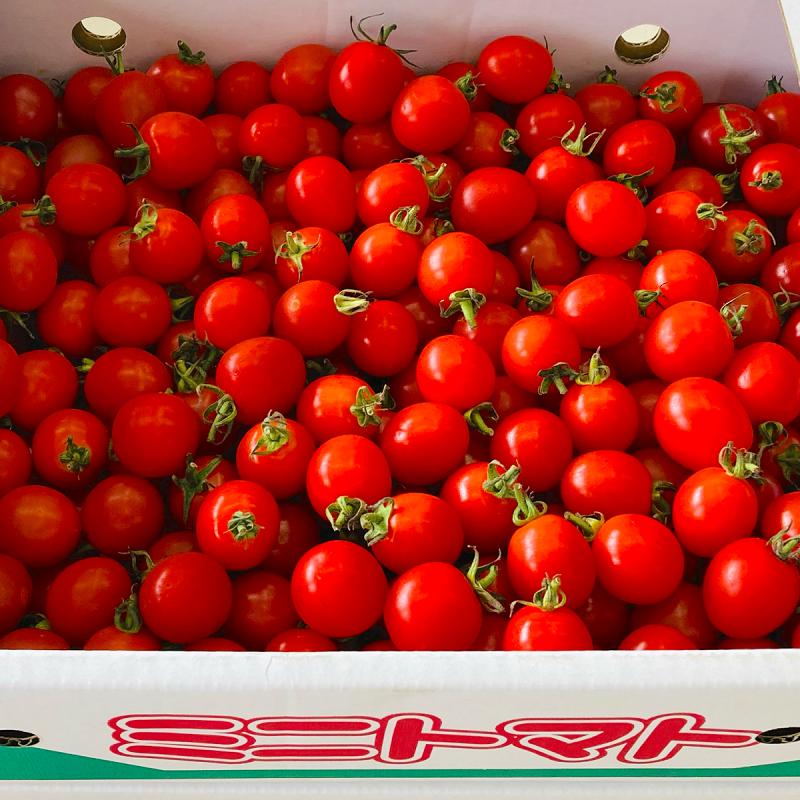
1, 0, 800, 796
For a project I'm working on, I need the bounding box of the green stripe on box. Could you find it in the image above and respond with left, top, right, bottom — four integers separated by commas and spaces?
1, 748, 800, 780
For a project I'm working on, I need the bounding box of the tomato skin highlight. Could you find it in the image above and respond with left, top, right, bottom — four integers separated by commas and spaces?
503, 605, 593, 651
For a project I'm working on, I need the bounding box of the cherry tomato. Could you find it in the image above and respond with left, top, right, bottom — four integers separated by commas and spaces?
216, 336, 306, 425
703, 537, 800, 639
476, 36, 553, 104
757, 80, 800, 147
630, 582, 717, 648
0, 627, 69, 650
706, 210, 774, 283
653, 165, 724, 206
85, 626, 161, 651
689, 103, 767, 172
490, 408, 573, 493
451, 167, 536, 244
342, 119, 409, 170
574, 70, 637, 150
0, 231, 57, 311
9, 350, 77, 431
761, 243, 800, 299
577, 584, 631, 649
718, 283, 781, 347
0, 145, 40, 202
215, 61, 271, 116
265, 503, 321, 577
451, 111, 518, 170
781, 307, 800, 358
515, 94, 585, 159
509, 220, 581, 285
44, 134, 116, 183
37, 280, 99, 358
292, 540, 387, 638
124, 176, 183, 225
566, 181, 646, 258
385, 561, 482, 650
437, 61, 492, 112
45, 557, 130, 647
645, 192, 720, 256
150, 531, 198, 563
112, 392, 201, 478
639, 250, 718, 316
594, 514, 684, 605
620, 624, 697, 650
350, 219, 421, 298
638, 70, 703, 133
273, 280, 350, 356
194, 276, 271, 350
139, 551, 233, 644
653, 377, 753, 471
380, 402, 469, 487
92, 276, 171, 347
266, 628, 336, 652
0, 74, 57, 141
740, 143, 800, 217
95, 71, 167, 149
452, 301, 520, 371
274, 226, 349, 288
200, 193, 270, 273
603, 120, 676, 185
238, 103, 306, 170
147, 41, 215, 116
286, 156, 356, 232
396, 285, 451, 345
129, 206, 203, 284
503, 596, 593, 651
0, 554, 31, 635
202, 115, 243, 172
347, 300, 418, 377
270, 43, 334, 113
0, 430, 31, 498
63, 66, 113, 133
357, 162, 430, 227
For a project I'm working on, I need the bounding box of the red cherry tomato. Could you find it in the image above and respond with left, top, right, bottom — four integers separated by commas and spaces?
0, 628, 69, 650
84, 626, 160, 651
194, 276, 271, 350
476, 36, 553, 104
0, 554, 31, 635
357, 162, 430, 227
620, 624, 697, 650
0, 430, 31, 498
265, 503, 321, 577
740, 143, 800, 217
347, 300, 418, 377
451, 111, 518, 170
630, 582, 717, 648
509, 220, 581, 285
147, 41, 215, 116
224, 570, 297, 650
603, 120, 676, 186
37, 280, 99, 358
0, 74, 57, 141
574, 71, 637, 150
342, 119, 408, 170
92, 277, 171, 348
638, 70, 703, 133
0, 145, 40, 202
238, 103, 306, 170
96, 71, 167, 149
706, 210, 774, 284
286, 156, 356, 232
0, 231, 57, 311
266, 628, 336, 652
689, 103, 766, 172
202, 114, 243, 171
44, 133, 116, 184
270, 44, 334, 113
503, 598, 593, 651
200, 193, 270, 273
653, 165, 724, 205
129, 205, 203, 284
757, 80, 800, 147
577, 584, 631, 649
215, 61, 271, 116
9, 350, 77, 431
63, 66, 113, 133
718, 282, 781, 347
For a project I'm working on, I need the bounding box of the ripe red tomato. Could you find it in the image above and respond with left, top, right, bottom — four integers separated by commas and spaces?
195, 480, 279, 570
274, 226, 349, 288
673, 460, 758, 558
202, 115, 244, 172
286, 156, 356, 232
92, 276, 172, 347
0, 627, 69, 650
215, 61, 271, 116
757, 80, 800, 147
45, 556, 130, 647
645, 192, 720, 256
357, 162, 430, 226
84, 626, 160, 651
0, 341, 21, 418
477, 35, 553, 104
83, 474, 164, 555
0, 74, 57, 140
112, 392, 201, 478
273, 280, 350, 356
603, 120, 676, 185
270, 43, 334, 113
653, 165, 724, 206
385, 561, 483, 650
703, 537, 800, 639
638, 70, 703, 133
509, 220, 581, 285
194, 276, 271, 350
723, 342, 800, 425
9, 349, 77, 431
451, 167, 536, 244
31, 409, 108, 491
740, 143, 800, 217
36, 280, 99, 358
437, 61, 492, 112
238, 103, 306, 170
781, 308, 800, 358
577, 584, 631, 649
706, 210, 774, 283
301, 115, 341, 159
168, 455, 237, 527
620, 624, 697, 650
129, 205, 203, 284
562, 450, 652, 518
0, 554, 31, 635
140, 551, 233, 644
718, 283, 781, 347
762, 492, 800, 539
0, 430, 31, 498
292, 540, 387, 637
452, 301, 520, 371
267, 628, 336, 652
200, 193, 270, 273
654, 377, 753, 471
43, 134, 116, 183
347, 300, 418, 377
147, 41, 215, 116
0, 231, 57, 311
574, 71, 637, 149
689, 104, 766, 172
594, 513, 684, 605
566, 181, 646, 257
306, 434, 392, 518
639, 250, 718, 315
224, 570, 297, 650
515, 94, 585, 158
63, 66, 113, 132
630, 582, 717, 648
95, 71, 167, 149
391, 75, 470, 152
451, 111, 518, 170
380, 402, 469, 487
508, 515, 595, 607
342, 119, 408, 169
0, 145, 40, 202
761, 243, 800, 298
216, 336, 306, 424
265, 503, 321, 577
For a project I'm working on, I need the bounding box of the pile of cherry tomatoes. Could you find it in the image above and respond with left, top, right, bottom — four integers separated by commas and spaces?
1, 21, 800, 653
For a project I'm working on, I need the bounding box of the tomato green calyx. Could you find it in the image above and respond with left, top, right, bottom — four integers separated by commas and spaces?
305, 357, 337, 382
596, 65, 619, 84
114, 592, 143, 634
516, 266, 554, 312
404, 155, 451, 203
769, 529, 800, 562
454, 71, 480, 101
216, 240, 258, 271
575, 350, 611, 386
1, 137, 49, 167
696, 202, 728, 229
718, 106, 760, 165
734, 219, 776, 256
758, 420, 786, 450
227, 510, 262, 542
242, 155, 269, 192
465, 547, 506, 614
0, 310, 36, 341
389, 204, 423, 235
19, 613, 52, 631
749, 170, 783, 191
20, 194, 56, 225
350, 384, 395, 428
564, 511, 604, 542
719, 292, 749, 337
718, 441, 762, 481
361, 497, 395, 546
349, 13, 418, 66
500, 127, 520, 154
129, 202, 159, 240
715, 168, 740, 198
127, 549, 155, 579
429, 217, 455, 239
482, 461, 547, 525
650, 482, 675, 525
176, 40, 207, 66
773, 287, 800, 320
464, 402, 498, 437
766, 75, 786, 95
334, 288, 373, 315
531, 574, 567, 612
196, 383, 238, 444
482, 460, 522, 498
251, 411, 290, 455
609, 170, 653, 202
639, 82, 678, 111
114, 124, 152, 182
172, 455, 223, 523
440, 288, 487, 329
172, 334, 221, 393
326, 495, 368, 533
275, 230, 319, 281
546, 67, 569, 94
635, 288, 662, 315
0, 195, 18, 215
168, 290, 195, 323
58, 435, 91, 475
560, 122, 605, 158
538, 362, 578, 396
627, 239, 650, 261
512, 488, 548, 526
